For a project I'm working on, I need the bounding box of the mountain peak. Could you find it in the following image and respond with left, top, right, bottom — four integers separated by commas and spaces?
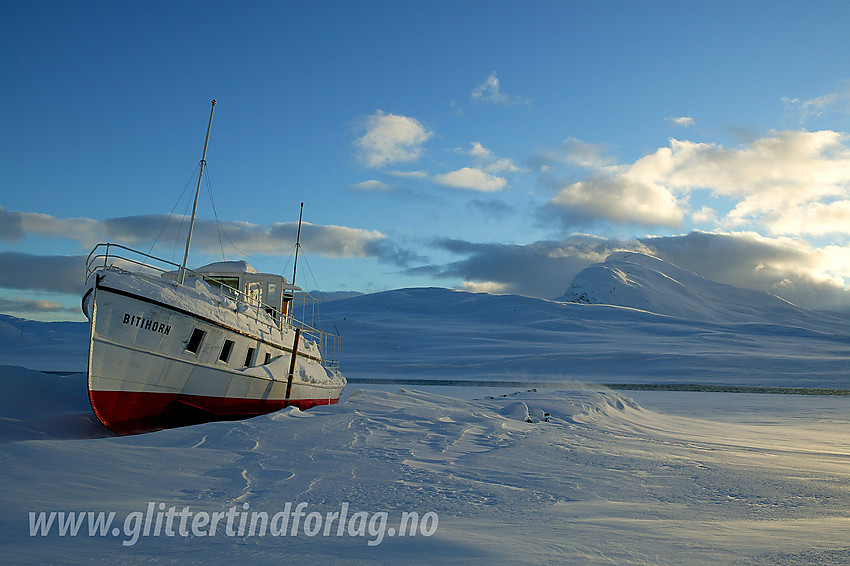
564, 252, 803, 323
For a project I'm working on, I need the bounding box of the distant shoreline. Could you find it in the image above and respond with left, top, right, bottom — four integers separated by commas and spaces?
44, 371, 846, 395
348, 378, 850, 396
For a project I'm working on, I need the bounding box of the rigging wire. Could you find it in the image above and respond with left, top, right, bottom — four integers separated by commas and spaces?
203, 166, 251, 261
143, 165, 201, 266
299, 251, 342, 338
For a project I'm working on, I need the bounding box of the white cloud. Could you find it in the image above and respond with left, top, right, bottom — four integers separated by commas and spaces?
471, 72, 529, 105
690, 206, 718, 225
462, 142, 521, 174
351, 180, 393, 191
783, 81, 850, 122
560, 138, 616, 169
545, 130, 850, 234
669, 116, 695, 127
433, 167, 508, 192
766, 200, 850, 235
549, 173, 685, 227
355, 111, 433, 168
459, 280, 510, 294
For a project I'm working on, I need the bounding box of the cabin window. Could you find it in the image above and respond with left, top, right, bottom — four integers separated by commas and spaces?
185, 328, 205, 354
219, 339, 235, 362
264, 352, 272, 365
244, 347, 255, 367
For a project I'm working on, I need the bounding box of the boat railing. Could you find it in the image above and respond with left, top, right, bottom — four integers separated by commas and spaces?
86, 243, 341, 371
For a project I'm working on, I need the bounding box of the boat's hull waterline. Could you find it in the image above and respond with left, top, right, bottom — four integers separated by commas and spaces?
84, 269, 344, 435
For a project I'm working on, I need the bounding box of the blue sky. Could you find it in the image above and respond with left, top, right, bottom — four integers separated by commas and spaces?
2, 0, 850, 320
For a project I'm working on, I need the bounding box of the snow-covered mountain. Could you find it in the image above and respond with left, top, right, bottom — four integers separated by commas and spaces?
564, 251, 814, 323
4, 251, 850, 387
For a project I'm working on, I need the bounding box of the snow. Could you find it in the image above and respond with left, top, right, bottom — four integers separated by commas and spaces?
194, 260, 260, 274
90, 268, 322, 360
1, 254, 849, 564
565, 251, 822, 324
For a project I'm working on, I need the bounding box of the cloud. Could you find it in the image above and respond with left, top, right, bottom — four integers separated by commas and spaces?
542, 130, 850, 234
418, 235, 652, 299
471, 72, 530, 105
355, 111, 433, 168
0, 207, 24, 242
766, 200, 850, 235
459, 280, 510, 294
351, 180, 394, 191
549, 173, 685, 227
416, 231, 849, 310
0, 252, 86, 294
643, 231, 850, 311
669, 116, 695, 127
386, 170, 428, 180
0, 297, 80, 315
465, 198, 515, 221
783, 81, 850, 122
1, 209, 414, 267
433, 167, 508, 192
463, 142, 521, 173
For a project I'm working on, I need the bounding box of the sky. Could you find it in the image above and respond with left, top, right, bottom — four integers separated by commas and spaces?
2, 0, 850, 321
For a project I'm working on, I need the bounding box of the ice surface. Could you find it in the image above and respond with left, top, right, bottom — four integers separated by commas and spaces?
1, 253, 849, 564
0, 371, 848, 564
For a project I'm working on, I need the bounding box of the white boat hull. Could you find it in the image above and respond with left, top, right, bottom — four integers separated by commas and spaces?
84, 275, 344, 435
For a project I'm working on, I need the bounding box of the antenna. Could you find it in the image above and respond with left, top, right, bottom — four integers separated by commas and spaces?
179, 99, 216, 284
292, 202, 304, 286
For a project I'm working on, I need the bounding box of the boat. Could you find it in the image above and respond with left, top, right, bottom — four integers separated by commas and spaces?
81, 101, 345, 435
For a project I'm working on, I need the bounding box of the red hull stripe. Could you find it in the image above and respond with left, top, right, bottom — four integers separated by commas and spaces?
89, 389, 338, 435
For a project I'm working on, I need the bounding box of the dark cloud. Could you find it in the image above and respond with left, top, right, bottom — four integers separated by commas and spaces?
0, 207, 24, 242
642, 232, 850, 311
8, 209, 411, 264
0, 252, 86, 294
415, 231, 849, 310
420, 236, 649, 298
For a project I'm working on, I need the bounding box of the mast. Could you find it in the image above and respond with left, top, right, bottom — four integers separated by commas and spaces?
292, 202, 304, 287
179, 99, 216, 285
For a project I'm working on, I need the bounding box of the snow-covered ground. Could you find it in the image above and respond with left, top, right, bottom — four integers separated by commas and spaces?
1, 253, 848, 564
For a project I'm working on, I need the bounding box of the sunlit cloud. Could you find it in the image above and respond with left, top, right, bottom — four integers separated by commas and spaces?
462, 142, 522, 173
433, 167, 508, 192
669, 116, 695, 127
542, 130, 850, 234
0, 297, 79, 314
355, 111, 433, 168
549, 173, 686, 227
459, 280, 510, 294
